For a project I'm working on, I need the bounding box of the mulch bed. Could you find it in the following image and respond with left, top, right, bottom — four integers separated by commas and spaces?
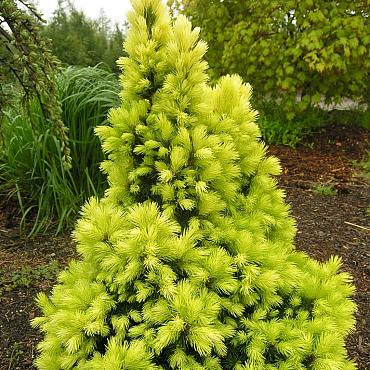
0, 125, 369, 369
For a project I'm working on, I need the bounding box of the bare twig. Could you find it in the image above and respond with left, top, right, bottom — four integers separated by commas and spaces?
344, 221, 370, 232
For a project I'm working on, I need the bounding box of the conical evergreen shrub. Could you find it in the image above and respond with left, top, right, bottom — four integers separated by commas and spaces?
33, 1, 357, 368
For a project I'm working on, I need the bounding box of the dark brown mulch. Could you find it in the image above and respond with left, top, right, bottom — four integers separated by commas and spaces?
0, 124, 369, 369
0, 230, 76, 370
271, 125, 369, 369
269, 124, 369, 188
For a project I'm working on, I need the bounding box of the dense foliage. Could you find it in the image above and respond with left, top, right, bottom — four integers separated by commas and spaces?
171, 0, 370, 118
0, 0, 70, 166
0, 66, 120, 235
43, 0, 126, 73
33, 1, 356, 369
257, 101, 324, 147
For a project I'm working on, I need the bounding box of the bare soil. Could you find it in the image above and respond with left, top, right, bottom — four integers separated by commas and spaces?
0, 125, 369, 369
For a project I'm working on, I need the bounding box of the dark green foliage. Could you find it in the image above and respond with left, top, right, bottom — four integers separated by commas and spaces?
256, 101, 323, 147
104, 24, 127, 74
256, 102, 369, 147
0, 66, 120, 235
322, 109, 370, 131
43, 1, 126, 73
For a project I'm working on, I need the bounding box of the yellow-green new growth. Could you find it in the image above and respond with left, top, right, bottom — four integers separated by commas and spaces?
33, 0, 356, 369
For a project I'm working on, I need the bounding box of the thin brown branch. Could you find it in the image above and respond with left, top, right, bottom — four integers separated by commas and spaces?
18, 0, 46, 23
344, 221, 370, 232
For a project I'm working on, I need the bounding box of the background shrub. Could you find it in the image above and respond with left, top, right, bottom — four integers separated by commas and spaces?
256, 101, 324, 147
171, 0, 369, 117
255, 103, 369, 147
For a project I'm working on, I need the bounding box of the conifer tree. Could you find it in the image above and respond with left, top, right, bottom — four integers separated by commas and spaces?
33, 0, 356, 368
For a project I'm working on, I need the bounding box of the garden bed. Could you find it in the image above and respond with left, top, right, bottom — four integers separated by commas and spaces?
0, 125, 368, 370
